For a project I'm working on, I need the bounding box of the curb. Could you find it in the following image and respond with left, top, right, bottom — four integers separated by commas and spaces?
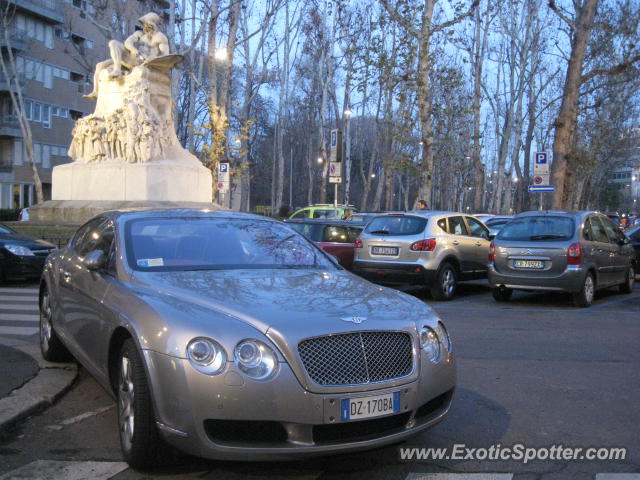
0, 344, 78, 433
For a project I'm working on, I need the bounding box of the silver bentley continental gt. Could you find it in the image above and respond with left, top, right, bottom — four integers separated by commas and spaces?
39, 209, 456, 468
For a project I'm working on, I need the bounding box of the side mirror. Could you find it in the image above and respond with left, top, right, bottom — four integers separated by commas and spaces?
489, 233, 497, 241
83, 249, 107, 271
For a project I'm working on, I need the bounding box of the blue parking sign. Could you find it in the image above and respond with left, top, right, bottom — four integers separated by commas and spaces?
535, 152, 547, 164
219, 163, 229, 173
331, 130, 337, 147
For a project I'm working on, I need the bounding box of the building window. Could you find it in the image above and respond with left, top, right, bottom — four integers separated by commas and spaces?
42, 105, 51, 128
24, 99, 32, 120
32, 102, 41, 122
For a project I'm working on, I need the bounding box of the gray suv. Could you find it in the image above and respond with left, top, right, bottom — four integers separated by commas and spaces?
352, 212, 490, 300
489, 211, 636, 307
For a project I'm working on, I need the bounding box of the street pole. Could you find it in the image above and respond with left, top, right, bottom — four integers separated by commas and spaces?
289, 148, 293, 207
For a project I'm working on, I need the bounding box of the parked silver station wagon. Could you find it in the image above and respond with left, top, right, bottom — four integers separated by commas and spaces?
352, 212, 491, 300
489, 211, 636, 307
39, 209, 456, 467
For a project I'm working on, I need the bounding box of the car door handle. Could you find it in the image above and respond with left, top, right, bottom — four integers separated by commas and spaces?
452, 240, 459, 245
475, 242, 482, 246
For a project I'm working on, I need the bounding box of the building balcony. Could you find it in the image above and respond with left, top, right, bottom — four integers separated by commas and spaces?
0, 118, 23, 138
0, 73, 26, 93
8, 0, 64, 24
0, 29, 28, 51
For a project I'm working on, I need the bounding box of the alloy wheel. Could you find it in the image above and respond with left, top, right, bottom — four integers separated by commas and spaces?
584, 275, 594, 304
40, 292, 52, 353
119, 355, 135, 452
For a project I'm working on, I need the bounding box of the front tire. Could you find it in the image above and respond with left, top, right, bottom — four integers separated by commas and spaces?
118, 338, 165, 469
492, 287, 513, 302
619, 265, 635, 294
39, 286, 71, 362
573, 273, 595, 308
430, 263, 457, 301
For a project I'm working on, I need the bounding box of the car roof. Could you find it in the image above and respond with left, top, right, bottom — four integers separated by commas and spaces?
284, 219, 364, 226
514, 210, 594, 219
375, 210, 468, 218
99, 207, 274, 224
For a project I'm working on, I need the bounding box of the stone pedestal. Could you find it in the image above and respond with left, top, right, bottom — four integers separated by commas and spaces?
52, 161, 212, 202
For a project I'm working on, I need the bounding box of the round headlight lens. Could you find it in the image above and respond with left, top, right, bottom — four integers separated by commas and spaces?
435, 322, 451, 352
186, 337, 227, 375
419, 326, 441, 363
234, 339, 278, 380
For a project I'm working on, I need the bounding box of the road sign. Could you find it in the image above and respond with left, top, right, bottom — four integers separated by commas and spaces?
534, 152, 550, 175
533, 174, 549, 185
217, 181, 229, 193
528, 185, 555, 192
218, 162, 230, 181
329, 176, 342, 184
330, 129, 343, 162
329, 162, 341, 177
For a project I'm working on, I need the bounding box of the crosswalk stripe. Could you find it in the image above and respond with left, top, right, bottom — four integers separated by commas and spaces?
1, 304, 39, 311
0, 313, 39, 321
405, 475, 514, 480
0, 288, 39, 294
0, 460, 128, 480
0, 295, 38, 302
596, 475, 640, 480
0, 326, 38, 335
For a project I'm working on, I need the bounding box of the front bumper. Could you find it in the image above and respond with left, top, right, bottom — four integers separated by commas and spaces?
488, 263, 586, 293
143, 349, 456, 461
352, 261, 437, 286
0, 254, 47, 281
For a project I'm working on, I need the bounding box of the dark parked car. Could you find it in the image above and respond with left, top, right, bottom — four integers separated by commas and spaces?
627, 225, 640, 264
39, 209, 455, 467
0, 223, 56, 282
489, 211, 636, 307
285, 219, 364, 270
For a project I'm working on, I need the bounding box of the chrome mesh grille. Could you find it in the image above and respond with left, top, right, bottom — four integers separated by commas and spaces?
297, 331, 413, 386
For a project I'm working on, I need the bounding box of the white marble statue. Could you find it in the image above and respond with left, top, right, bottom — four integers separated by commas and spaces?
69, 12, 186, 165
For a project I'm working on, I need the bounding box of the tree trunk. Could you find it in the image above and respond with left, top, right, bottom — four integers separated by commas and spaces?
550, 0, 598, 209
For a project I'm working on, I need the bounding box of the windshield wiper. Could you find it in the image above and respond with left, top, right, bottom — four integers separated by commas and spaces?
369, 230, 390, 235
529, 234, 567, 240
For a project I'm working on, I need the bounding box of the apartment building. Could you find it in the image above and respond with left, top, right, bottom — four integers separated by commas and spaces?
0, 0, 169, 209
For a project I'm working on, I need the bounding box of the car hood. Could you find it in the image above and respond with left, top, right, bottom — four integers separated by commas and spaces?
0, 233, 55, 249
130, 268, 431, 336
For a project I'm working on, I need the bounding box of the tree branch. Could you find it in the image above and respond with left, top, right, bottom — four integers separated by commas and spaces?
581, 54, 640, 84
379, 0, 419, 38
548, 0, 575, 32
430, 0, 480, 35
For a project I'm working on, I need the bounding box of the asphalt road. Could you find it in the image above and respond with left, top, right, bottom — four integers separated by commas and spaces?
1, 280, 639, 480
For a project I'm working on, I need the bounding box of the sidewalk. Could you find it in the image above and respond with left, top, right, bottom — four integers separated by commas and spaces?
0, 341, 77, 433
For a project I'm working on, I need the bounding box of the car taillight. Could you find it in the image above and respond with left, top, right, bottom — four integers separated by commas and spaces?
488, 241, 495, 262
354, 237, 363, 248
567, 242, 582, 265
410, 238, 436, 251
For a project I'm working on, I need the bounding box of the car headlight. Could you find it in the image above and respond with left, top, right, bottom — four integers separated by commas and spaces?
419, 326, 441, 363
435, 322, 451, 353
186, 337, 227, 375
234, 339, 278, 380
5, 244, 35, 256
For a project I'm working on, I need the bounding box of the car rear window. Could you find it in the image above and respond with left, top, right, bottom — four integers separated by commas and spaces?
365, 216, 427, 236
286, 223, 324, 242
312, 209, 338, 219
497, 216, 575, 241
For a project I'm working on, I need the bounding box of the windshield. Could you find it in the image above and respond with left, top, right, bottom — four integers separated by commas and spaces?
0, 224, 14, 234
497, 216, 575, 241
126, 217, 335, 271
365, 216, 427, 236
286, 223, 324, 242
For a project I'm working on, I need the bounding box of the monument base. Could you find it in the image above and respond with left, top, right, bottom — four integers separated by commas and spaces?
52, 161, 212, 203
30, 200, 223, 224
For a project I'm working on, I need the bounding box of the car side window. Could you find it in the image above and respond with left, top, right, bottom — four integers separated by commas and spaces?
447, 216, 468, 236
437, 218, 447, 232
465, 217, 489, 239
601, 217, 625, 244
322, 226, 350, 243
71, 218, 103, 254
291, 210, 307, 219
76, 218, 115, 257
347, 227, 362, 243
587, 217, 610, 243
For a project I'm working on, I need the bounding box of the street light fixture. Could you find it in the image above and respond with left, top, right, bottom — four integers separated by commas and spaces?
214, 47, 228, 61
344, 108, 352, 117
371, 173, 376, 178
317, 157, 323, 164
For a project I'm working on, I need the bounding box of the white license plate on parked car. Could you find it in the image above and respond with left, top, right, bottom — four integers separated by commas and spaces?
371, 246, 399, 256
513, 260, 544, 269
340, 392, 400, 421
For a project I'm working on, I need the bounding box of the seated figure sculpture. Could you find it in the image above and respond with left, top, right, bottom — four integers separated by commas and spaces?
84, 12, 169, 99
